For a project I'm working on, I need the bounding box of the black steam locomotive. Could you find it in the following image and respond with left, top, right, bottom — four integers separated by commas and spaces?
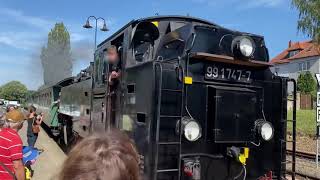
28, 16, 297, 180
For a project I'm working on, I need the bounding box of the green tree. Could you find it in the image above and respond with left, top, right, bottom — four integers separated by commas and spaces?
297, 71, 316, 94
41, 22, 72, 85
292, 0, 320, 43
0, 81, 28, 103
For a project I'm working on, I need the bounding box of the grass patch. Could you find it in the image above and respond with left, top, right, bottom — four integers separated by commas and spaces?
287, 109, 316, 136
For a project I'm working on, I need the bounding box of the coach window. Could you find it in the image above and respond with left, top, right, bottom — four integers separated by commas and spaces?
45, 94, 47, 106
120, 114, 133, 132
47, 93, 50, 106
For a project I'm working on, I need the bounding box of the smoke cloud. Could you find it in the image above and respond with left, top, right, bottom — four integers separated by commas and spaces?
29, 38, 93, 90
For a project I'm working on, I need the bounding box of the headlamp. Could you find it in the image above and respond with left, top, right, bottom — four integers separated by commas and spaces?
177, 117, 202, 142
255, 120, 274, 141
232, 36, 255, 59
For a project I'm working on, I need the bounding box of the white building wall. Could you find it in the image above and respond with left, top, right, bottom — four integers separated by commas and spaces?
271, 56, 320, 80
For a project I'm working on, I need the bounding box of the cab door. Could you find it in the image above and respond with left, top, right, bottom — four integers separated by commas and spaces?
91, 36, 125, 133
91, 51, 108, 133
106, 34, 126, 129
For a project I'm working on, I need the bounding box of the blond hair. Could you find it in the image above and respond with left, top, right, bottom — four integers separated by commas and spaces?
59, 130, 140, 180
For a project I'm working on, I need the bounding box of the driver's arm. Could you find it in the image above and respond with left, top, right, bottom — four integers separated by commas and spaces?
108, 70, 121, 85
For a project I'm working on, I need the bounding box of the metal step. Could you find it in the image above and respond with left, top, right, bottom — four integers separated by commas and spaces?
157, 169, 179, 173
160, 115, 181, 118
162, 68, 177, 72
282, 119, 296, 123
161, 89, 183, 92
280, 139, 295, 143
281, 160, 294, 164
158, 142, 180, 145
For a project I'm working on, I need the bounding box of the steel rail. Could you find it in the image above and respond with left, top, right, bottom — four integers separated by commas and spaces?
286, 149, 318, 161
286, 170, 320, 180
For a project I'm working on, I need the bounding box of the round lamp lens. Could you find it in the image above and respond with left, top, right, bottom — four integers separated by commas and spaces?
184, 121, 201, 141
240, 38, 254, 57
260, 122, 274, 141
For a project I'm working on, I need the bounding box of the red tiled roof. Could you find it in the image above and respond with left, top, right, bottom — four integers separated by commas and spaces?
271, 40, 320, 64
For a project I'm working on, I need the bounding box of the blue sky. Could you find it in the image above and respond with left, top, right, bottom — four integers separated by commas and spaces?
0, 0, 306, 89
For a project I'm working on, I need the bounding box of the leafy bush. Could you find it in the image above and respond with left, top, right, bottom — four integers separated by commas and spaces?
0, 81, 28, 103
297, 71, 316, 95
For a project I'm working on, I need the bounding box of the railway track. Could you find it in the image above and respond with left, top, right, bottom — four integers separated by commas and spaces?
286, 149, 320, 179
287, 171, 320, 180
286, 149, 318, 161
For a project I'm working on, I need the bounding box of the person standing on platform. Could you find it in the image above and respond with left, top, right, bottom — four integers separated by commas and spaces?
0, 110, 25, 180
26, 106, 43, 147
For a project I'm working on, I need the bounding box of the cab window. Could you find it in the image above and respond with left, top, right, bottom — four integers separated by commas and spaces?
131, 22, 160, 63
133, 31, 153, 62
94, 52, 105, 86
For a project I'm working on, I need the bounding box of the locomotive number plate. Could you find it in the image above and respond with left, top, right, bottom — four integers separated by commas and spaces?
205, 65, 252, 82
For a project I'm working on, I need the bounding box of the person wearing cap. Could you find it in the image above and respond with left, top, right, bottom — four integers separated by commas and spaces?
0, 110, 25, 180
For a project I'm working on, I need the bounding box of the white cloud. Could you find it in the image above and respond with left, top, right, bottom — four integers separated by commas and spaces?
71, 40, 94, 61
70, 32, 88, 42
189, 0, 286, 9
0, 7, 118, 89
0, 53, 43, 90
0, 54, 30, 66
0, 68, 43, 90
0, 7, 52, 30
240, 0, 286, 9
0, 31, 45, 50
0, 7, 52, 50
0, 7, 117, 50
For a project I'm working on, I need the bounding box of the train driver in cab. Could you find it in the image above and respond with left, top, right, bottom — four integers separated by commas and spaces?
106, 45, 121, 87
